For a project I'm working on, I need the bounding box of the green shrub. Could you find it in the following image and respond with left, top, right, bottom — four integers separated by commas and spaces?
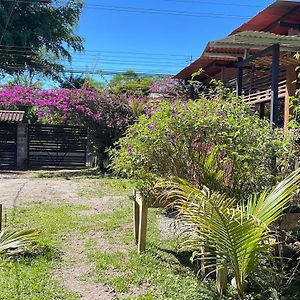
111, 84, 292, 200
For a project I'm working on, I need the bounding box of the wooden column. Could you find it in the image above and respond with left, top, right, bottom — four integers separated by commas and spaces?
270, 44, 280, 126
284, 65, 297, 135
236, 58, 243, 97
259, 102, 265, 119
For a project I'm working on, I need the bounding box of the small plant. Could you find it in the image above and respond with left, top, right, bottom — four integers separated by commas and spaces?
0, 229, 38, 255
156, 168, 300, 299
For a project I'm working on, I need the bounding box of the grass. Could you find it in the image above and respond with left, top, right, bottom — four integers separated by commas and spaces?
36, 168, 103, 179
1, 174, 240, 300
0, 203, 83, 300
77, 177, 136, 199
84, 203, 230, 300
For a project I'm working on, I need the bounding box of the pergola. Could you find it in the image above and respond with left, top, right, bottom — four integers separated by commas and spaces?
175, 1, 300, 132
203, 31, 300, 128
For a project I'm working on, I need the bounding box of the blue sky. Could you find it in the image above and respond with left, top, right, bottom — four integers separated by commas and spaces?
67, 0, 274, 79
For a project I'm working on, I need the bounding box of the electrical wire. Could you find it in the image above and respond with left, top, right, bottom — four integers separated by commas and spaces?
84, 3, 252, 19
1, 0, 252, 19
163, 0, 264, 8
0, 46, 195, 59
1, 64, 173, 76
0, 51, 192, 64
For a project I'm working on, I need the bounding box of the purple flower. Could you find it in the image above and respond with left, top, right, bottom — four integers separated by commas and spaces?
167, 135, 176, 143
147, 121, 157, 130
127, 146, 133, 155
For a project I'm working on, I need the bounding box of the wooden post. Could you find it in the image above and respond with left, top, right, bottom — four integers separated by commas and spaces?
271, 44, 280, 126
259, 102, 265, 119
220, 67, 225, 82
0, 204, 2, 232
236, 58, 243, 97
284, 66, 297, 135
133, 190, 149, 253
138, 200, 148, 253
133, 190, 139, 245
133, 190, 172, 253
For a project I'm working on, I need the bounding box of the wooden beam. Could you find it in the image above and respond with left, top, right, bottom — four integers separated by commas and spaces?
263, 5, 300, 32
237, 45, 275, 68
270, 44, 280, 126
133, 190, 139, 245
279, 21, 300, 31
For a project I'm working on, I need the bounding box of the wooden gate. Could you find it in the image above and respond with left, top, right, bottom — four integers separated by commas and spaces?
28, 125, 87, 169
0, 123, 17, 169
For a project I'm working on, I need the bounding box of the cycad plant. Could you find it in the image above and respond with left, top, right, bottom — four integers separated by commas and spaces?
156, 168, 300, 299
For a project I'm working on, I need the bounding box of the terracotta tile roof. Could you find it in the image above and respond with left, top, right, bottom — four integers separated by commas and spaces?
0, 110, 25, 122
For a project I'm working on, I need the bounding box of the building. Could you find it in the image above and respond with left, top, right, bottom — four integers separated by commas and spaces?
175, 0, 300, 133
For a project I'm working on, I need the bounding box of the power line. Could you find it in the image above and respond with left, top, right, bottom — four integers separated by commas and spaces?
84, 3, 252, 19
0, 51, 192, 64
1, 64, 173, 76
0, 51, 190, 67
0, 58, 189, 69
1, 0, 252, 19
0, 46, 195, 58
163, 0, 264, 8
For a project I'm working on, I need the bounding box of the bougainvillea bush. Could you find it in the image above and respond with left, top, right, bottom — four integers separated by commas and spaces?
0, 85, 135, 165
111, 84, 292, 200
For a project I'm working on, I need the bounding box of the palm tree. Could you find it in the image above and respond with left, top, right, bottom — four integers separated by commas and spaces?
156, 168, 300, 299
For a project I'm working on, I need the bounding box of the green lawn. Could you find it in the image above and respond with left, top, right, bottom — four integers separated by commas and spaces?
0, 174, 242, 299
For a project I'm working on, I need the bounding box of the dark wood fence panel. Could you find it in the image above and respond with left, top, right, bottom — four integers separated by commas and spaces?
28, 125, 87, 168
0, 123, 17, 169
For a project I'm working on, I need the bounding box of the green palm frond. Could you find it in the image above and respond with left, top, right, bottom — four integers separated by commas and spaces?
0, 229, 38, 254
245, 168, 300, 227
156, 168, 300, 299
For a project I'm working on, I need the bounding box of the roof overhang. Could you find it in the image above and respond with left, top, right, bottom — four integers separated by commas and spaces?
176, 0, 300, 80
232, 1, 300, 35
207, 31, 300, 53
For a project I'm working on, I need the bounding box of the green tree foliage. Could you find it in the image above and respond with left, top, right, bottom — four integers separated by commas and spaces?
59, 75, 106, 90
109, 70, 159, 95
0, 0, 83, 79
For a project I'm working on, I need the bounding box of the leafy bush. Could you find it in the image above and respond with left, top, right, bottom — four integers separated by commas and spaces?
111, 84, 291, 200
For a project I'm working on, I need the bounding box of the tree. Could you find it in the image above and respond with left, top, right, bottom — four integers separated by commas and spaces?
0, 0, 83, 80
109, 70, 159, 95
59, 75, 105, 90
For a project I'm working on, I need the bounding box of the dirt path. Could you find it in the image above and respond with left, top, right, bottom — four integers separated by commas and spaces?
0, 171, 123, 212
0, 170, 124, 300
0, 170, 177, 299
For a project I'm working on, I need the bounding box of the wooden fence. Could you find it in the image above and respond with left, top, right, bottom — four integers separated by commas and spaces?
0, 123, 17, 169
28, 125, 87, 169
